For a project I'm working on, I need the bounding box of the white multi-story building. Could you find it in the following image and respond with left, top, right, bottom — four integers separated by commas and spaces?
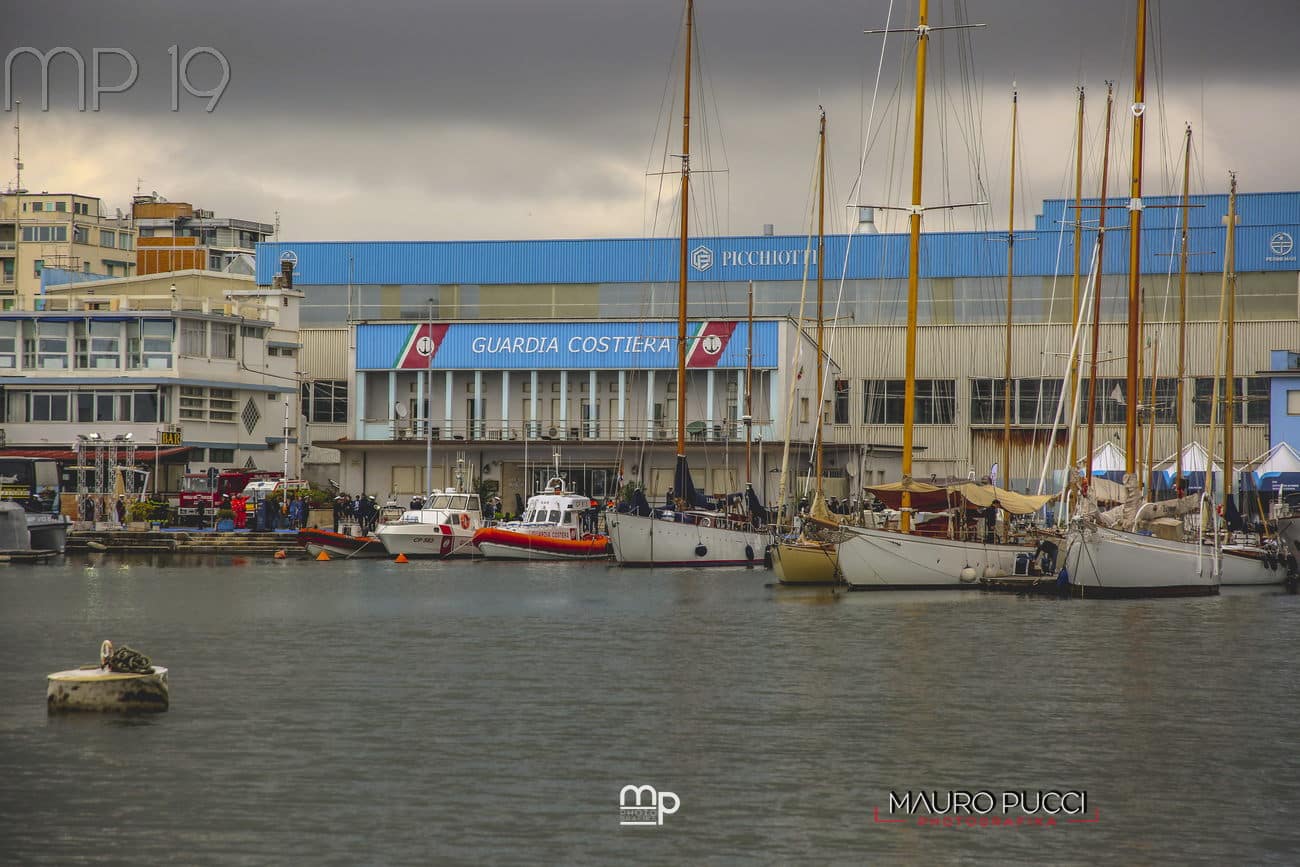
0, 270, 302, 490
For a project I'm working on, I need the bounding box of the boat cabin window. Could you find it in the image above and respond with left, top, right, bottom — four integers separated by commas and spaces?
548, 510, 561, 524
429, 495, 452, 509
467, 496, 481, 511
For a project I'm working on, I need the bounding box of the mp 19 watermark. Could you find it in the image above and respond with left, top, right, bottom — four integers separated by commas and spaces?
619, 784, 680, 827
874, 790, 1099, 830
4, 46, 229, 112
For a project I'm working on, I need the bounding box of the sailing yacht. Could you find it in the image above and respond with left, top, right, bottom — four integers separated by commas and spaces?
772, 110, 843, 586
1059, 0, 1222, 596
604, 0, 769, 568
831, 10, 1041, 589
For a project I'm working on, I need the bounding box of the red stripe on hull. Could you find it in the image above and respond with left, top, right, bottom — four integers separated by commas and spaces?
472, 527, 609, 557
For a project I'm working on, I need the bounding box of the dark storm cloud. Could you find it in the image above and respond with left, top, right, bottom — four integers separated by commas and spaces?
5, 1, 1298, 240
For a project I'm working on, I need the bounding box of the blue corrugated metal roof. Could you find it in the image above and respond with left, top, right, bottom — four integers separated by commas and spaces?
258, 191, 1300, 286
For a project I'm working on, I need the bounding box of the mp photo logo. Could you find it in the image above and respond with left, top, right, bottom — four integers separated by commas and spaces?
4, 45, 230, 112
619, 784, 680, 827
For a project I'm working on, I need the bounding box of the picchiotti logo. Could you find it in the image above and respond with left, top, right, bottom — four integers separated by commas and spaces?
1268, 231, 1295, 262
619, 784, 680, 827
690, 245, 714, 272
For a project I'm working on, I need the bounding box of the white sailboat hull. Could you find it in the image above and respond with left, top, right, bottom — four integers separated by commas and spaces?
605, 511, 766, 567
835, 526, 1025, 589
1062, 526, 1218, 597
1219, 546, 1282, 585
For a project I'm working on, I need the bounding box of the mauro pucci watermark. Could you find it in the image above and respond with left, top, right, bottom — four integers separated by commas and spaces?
874, 790, 1099, 829
4, 46, 229, 112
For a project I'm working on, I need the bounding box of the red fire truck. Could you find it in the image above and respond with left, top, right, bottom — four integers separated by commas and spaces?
177, 468, 283, 524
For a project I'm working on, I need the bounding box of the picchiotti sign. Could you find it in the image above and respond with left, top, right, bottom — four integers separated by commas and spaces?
355, 320, 778, 371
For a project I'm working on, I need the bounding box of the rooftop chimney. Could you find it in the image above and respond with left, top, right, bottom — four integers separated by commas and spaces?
280, 259, 294, 291
762, 223, 774, 236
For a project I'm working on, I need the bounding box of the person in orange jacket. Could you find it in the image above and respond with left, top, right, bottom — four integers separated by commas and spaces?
232, 494, 248, 530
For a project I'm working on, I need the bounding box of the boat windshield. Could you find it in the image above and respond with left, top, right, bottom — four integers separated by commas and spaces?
466, 495, 481, 511
449, 495, 469, 510
548, 510, 561, 524
428, 495, 453, 510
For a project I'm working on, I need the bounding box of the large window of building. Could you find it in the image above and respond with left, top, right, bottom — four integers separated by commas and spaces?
210, 388, 237, 423
210, 322, 236, 359
75, 321, 121, 369
0, 321, 17, 369
303, 380, 349, 424
99, 229, 116, 248
865, 379, 955, 425
21, 225, 68, 242
128, 319, 173, 369
833, 379, 850, 424
179, 387, 237, 423
1193, 377, 1269, 425
180, 320, 206, 356
28, 392, 70, 421
22, 321, 69, 369
68, 390, 163, 423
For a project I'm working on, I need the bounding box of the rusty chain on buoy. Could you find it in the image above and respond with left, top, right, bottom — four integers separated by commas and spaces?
99, 640, 156, 674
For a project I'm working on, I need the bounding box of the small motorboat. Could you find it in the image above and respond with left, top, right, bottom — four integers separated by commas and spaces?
297, 527, 388, 558
473, 479, 609, 560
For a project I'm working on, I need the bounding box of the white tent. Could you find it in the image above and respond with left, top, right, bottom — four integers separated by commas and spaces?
1077, 441, 1127, 474
1153, 441, 1221, 475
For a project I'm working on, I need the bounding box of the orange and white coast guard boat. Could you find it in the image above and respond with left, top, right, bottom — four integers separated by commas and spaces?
376, 489, 484, 558
473, 478, 609, 560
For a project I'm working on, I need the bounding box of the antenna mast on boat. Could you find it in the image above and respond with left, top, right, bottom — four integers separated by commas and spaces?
675, 0, 694, 465
1124, 0, 1149, 475
1083, 82, 1116, 492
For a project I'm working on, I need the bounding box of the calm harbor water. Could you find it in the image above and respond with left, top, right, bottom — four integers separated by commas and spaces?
2, 553, 1299, 864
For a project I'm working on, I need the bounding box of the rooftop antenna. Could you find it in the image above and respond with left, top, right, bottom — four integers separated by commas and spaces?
274, 210, 281, 242
12, 98, 26, 194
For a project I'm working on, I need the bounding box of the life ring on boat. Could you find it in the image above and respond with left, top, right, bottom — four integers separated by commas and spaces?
699, 517, 712, 528
459, 513, 470, 530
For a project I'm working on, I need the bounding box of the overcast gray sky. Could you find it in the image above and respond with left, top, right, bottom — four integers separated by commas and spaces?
5, 0, 1298, 241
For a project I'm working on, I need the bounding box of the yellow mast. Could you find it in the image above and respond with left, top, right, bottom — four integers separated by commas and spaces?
745, 280, 753, 487
675, 0, 694, 464
1083, 83, 1115, 490
815, 109, 827, 499
1175, 126, 1192, 488
899, 0, 930, 534
1067, 87, 1086, 476
1002, 88, 1018, 491
1224, 174, 1238, 509
1124, 0, 1148, 475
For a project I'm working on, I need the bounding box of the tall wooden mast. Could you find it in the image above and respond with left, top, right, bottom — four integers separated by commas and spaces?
1174, 125, 1192, 488
815, 109, 827, 500
1224, 173, 1238, 508
745, 280, 753, 487
1067, 87, 1086, 475
675, 0, 694, 462
1002, 88, 1018, 489
1124, 0, 1149, 475
1083, 83, 1115, 490
899, 0, 930, 534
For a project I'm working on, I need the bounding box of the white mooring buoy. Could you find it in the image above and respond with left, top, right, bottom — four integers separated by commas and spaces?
47, 640, 169, 714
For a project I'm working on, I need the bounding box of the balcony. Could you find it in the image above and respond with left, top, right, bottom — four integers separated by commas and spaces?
359, 416, 776, 444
